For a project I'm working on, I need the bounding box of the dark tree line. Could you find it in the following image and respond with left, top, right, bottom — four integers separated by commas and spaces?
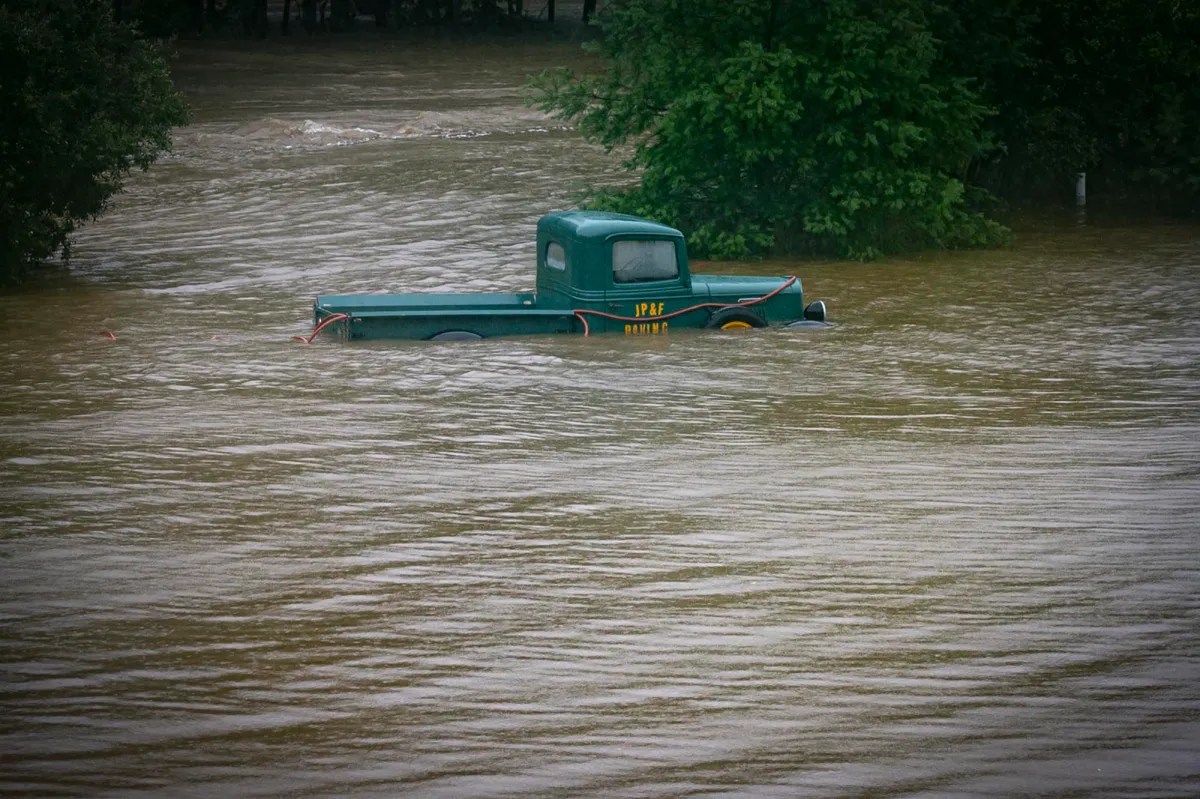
928, 0, 1199, 211
123, 0, 598, 36
3, 0, 1195, 279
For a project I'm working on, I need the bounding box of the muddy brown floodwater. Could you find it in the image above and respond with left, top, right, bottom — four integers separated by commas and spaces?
2, 36, 1199, 799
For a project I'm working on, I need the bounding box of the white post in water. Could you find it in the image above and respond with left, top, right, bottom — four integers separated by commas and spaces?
1076, 172, 1087, 206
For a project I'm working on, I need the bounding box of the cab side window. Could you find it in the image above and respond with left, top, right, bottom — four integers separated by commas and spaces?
546, 241, 567, 270
613, 240, 678, 283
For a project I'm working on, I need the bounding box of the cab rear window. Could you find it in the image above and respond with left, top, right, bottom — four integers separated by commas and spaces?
613, 240, 678, 283
546, 241, 566, 270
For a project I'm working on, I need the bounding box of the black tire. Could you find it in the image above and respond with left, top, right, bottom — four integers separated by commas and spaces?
706, 307, 767, 330
429, 330, 483, 341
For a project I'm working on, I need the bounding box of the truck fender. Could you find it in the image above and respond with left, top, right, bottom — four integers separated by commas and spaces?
706, 307, 767, 330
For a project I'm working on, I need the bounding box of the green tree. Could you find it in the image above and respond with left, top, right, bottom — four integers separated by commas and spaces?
531, 0, 1007, 259
0, 0, 188, 282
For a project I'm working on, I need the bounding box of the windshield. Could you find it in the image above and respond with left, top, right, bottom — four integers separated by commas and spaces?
613, 239, 678, 283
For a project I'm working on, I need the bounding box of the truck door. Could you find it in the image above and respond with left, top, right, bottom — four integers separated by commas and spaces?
605, 237, 691, 335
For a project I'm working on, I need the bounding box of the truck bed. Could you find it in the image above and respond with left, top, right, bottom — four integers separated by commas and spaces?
315, 290, 538, 315
312, 290, 580, 341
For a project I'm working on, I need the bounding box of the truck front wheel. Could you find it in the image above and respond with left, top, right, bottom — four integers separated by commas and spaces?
706, 307, 767, 331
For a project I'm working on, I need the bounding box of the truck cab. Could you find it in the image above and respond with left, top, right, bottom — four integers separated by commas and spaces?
535, 211, 698, 335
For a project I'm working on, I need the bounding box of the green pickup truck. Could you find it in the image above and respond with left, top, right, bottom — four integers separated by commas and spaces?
300, 211, 827, 342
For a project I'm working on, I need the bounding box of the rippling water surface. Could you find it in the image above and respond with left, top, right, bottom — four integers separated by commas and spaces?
2, 37, 1199, 798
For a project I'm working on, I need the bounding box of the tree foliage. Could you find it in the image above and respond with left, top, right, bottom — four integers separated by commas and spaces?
532, 0, 1199, 259
0, 0, 188, 281
531, 0, 1006, 259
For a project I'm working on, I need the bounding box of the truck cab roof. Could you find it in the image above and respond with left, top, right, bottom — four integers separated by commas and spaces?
537, 210, 684, 242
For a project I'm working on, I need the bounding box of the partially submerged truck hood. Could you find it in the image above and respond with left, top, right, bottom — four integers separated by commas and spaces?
691, 273, 802, 299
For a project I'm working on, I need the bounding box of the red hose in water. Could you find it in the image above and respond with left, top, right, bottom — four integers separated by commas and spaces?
572, 275, 797, 336
293, 312, 349, 344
